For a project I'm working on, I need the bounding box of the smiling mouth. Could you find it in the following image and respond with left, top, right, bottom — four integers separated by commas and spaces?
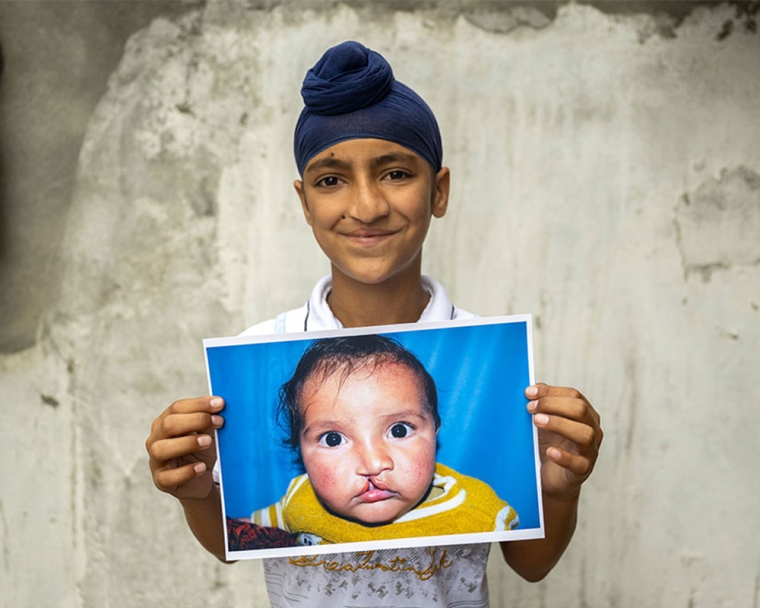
344, 228, 400, 244
357, 480, 397, 503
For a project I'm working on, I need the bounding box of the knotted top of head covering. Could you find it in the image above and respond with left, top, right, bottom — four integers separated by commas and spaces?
294, 41, 442, 175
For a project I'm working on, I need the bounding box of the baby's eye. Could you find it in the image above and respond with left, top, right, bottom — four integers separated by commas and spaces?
319, 431, 344, 447
389, 423, 413, 438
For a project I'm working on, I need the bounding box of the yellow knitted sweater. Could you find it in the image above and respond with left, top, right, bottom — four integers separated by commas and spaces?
251, 463, 518, 545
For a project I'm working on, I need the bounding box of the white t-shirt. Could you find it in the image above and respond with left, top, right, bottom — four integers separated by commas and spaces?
241, 275, 492, 608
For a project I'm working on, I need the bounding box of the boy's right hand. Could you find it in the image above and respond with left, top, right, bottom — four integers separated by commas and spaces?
146, 396, 225, 501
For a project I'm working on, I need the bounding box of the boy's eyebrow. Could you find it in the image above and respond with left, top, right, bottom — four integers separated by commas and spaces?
304, 156, 352, 174
304, 152, 422, 175
371, 152, 421, 167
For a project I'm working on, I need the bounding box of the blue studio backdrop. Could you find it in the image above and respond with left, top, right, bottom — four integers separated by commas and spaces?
206, 318, 540, 531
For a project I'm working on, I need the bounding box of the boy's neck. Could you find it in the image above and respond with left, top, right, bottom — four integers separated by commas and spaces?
327, 265, 430, 328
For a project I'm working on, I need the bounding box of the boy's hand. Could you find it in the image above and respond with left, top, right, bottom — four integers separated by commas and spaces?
526, 383, 602, 500
501, 384, 601, 580
146, 396, 225, 501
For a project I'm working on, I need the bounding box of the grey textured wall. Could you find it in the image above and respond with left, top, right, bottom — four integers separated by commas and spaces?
1, 1, 759, 607
0, 0, 197, 353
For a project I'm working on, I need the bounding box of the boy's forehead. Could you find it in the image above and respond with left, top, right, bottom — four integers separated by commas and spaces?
303, 138, 426, 174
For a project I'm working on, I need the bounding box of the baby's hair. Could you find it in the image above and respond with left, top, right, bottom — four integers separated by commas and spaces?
278, 335, 439, 449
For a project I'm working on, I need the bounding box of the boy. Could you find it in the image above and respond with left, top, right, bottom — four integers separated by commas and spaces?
250, 334, 518, 545
147, 41, 602, 605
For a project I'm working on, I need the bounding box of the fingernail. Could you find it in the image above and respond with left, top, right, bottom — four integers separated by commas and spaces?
525, 386, 538, 398
211, 415, 223, 427
535, 413, 550, 425
194, 463, 206, 474
197, 435, 212, 447
210, 397, 223, 409
527, 400, 538, 412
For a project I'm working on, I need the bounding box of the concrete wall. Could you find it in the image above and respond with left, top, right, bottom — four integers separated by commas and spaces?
1, 1, 759, 606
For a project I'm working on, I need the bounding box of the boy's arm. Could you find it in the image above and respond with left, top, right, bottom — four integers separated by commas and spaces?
146, 396, 229, 561
500, 383, 603, 582
179, 487, 227, 559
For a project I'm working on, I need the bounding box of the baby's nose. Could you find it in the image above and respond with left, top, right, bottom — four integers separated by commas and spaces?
356, 443, 393, 475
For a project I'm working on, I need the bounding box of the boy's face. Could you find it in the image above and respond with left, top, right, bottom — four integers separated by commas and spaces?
295, 138, 449, 287
298, 361, 437, 525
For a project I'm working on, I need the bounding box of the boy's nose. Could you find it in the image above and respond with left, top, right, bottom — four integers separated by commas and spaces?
356, 442, 393, 476
349, 179, 391, 223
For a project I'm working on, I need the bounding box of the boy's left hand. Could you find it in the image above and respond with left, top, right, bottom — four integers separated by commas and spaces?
526, 383, 603, 500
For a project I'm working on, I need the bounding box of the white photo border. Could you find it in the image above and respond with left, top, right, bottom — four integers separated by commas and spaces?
204, 314, 544, 560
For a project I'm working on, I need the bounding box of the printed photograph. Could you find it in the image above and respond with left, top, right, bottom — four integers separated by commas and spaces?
204, 315, 543, 560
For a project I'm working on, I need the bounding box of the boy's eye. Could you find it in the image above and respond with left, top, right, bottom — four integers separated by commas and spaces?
320, 431, 344, 447
384, 170, 409, 181
389, 423, 413, 438
316, 175, 341, 188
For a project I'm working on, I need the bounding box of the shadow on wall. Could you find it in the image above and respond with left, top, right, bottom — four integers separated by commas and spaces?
0, 1, 198, 354
0, 39, 6, 261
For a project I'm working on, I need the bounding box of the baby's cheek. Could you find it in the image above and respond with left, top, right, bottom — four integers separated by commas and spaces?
417, 445, 437, 487
311, 466, 336, 492
413, 441, 436, 470
306, 456, 347, 506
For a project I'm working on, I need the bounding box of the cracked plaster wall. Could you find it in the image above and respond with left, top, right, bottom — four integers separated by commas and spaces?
1, 2, 759, 607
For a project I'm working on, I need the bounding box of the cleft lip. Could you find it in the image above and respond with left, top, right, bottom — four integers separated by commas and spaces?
368, 476, 391, 492
356, 477, 396, 503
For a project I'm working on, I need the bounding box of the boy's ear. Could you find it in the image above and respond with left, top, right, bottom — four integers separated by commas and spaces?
431, 167, 450, 219
294, 179, 313, 225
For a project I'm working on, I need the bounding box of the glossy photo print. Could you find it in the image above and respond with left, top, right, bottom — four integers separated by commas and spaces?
204, 315, 543, 560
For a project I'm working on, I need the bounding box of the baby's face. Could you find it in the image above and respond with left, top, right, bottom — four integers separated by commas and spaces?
298, 361, 437, 525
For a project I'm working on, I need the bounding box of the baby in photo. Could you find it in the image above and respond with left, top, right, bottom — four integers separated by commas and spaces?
251, 334, 519, 546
